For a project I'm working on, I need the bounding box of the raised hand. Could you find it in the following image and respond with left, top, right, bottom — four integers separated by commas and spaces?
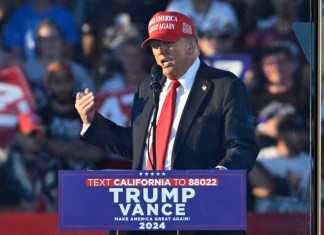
75, 88, 95, 125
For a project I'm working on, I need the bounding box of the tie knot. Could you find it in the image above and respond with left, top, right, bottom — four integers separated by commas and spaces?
171, 79, 181, 89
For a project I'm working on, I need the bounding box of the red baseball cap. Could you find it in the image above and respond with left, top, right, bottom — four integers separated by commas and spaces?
141, 11, 195, 48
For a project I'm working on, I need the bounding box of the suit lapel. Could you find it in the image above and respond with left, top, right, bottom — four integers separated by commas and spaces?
172, 64, 212, 167
133, 94, 154, 169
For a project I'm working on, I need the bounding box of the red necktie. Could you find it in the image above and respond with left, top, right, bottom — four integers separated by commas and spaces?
147, 79, 181, 170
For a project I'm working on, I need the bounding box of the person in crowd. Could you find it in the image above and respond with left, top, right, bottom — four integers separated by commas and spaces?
1, 112, 58, 212
78, 11, 143, 84
2, 0, 79, 63
198, 27, 239, 57
101, 13, 141, 52
98, 37, 151, 92
75, 11, 259, 235
83, 0, 159, 49
249, 106, 310, 213
23, 19, 93, 107
249, 42, 309, 120
254, 102, 294, 148
78, 21, 99, 73
38, 60, 103, 171
245, 0, 309, 86
166, 0, 240, 37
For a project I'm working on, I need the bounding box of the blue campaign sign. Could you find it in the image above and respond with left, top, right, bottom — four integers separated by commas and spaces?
58, 170, 246, 231
202, 54, 252, 81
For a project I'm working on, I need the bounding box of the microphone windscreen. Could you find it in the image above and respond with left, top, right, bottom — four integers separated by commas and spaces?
151, 64, 163, 80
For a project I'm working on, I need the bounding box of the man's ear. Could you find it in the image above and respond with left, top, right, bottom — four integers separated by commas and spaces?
187, 42, 195, 54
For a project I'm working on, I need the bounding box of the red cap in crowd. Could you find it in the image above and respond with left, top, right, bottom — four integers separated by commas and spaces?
18, 112, 44, 134
141, 11, 195, 48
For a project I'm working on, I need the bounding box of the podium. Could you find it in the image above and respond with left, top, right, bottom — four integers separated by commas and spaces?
58, 170, 246, 233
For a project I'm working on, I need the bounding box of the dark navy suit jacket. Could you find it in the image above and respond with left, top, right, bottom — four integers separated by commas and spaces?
82, 61, 259, 172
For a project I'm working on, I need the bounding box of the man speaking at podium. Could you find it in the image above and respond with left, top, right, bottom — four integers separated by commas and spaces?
75, 11, 259, 235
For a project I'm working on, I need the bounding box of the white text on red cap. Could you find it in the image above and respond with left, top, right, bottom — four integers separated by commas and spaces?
149, 23, 176, 34
149, 15, 178, 26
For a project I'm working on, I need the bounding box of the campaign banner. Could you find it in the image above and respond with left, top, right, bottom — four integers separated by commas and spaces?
202, 54, 252, 81
0, 66, 36, 146
95, 87, 136, 127
58, 170, 246, 231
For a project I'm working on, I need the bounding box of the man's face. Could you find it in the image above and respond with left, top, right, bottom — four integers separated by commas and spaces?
37, 25, 63, 58
198, 33, 234, 56
119, 44, 145, 74
47, 76, 74, 104
150, 38, 193, 79
198, 34, 218, 56
262, 52, 294, 85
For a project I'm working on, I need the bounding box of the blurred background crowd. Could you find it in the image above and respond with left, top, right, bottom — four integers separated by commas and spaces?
0, 0, 316, 215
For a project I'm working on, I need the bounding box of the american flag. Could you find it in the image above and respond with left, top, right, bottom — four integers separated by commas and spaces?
182, 23, 192, 34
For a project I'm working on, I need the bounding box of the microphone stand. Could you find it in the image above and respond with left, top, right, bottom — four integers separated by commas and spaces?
150, 79, 162, 170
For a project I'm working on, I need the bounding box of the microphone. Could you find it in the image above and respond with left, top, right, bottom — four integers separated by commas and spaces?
150, 64, 163, 93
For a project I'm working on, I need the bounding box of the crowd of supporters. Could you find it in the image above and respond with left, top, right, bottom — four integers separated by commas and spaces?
0, 0, 314, 214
